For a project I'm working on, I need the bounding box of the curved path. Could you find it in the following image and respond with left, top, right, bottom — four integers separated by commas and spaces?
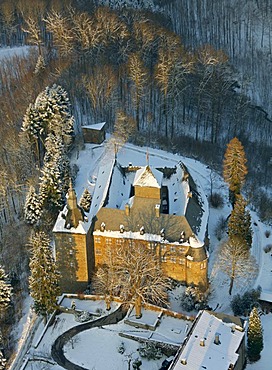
51, 305, 128, 370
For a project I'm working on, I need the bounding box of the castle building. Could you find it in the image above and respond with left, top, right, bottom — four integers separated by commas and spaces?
53, 158, 209, 293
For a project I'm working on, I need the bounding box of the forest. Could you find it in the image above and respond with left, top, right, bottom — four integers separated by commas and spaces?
0, 0, 271, 362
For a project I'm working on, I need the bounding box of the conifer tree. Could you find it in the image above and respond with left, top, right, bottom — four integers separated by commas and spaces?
223, 137, 248, 206
0, 349, 6, 370
35, 84, 74, 144
24, 185, 42, 225
228, 194, 252, 249
0, 266, 12, 313
29, 232, 60, 321
79, 188, 92, 212
39, 134, 71, 212
247, 307, 263, 362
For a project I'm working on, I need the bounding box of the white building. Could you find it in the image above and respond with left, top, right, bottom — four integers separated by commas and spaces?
169, 310, 246, 370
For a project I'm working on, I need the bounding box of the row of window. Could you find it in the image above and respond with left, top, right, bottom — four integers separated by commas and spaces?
94, 249, 206, 269
94, 236, 187, 253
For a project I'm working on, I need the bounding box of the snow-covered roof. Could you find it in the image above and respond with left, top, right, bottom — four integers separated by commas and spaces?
82, 122, 106, 131
89, 159, 115, 215
189, 235, 204, 249
170, 310, 245, 370
133, 165, 163, 188
53, 206, 91, 234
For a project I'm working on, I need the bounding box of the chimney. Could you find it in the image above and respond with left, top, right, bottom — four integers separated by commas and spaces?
180, 358, 187, 365
155, 204, 160, 217
125, 203, 130, 216
214, 333, 221, 345
200, 339, 205, 347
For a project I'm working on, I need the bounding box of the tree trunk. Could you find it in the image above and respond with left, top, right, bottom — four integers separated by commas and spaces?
135, 295, 142, 319
229, 276, 234, 295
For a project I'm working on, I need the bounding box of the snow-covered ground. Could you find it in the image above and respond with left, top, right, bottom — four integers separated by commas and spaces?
0, 46, 32, 60
10, 139, 272, 369
20, 297, 192, 370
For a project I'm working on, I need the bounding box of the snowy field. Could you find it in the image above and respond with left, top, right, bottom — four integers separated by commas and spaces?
20, 296, 192, 370
11, 139, 272, 370
0, 46, 32, 60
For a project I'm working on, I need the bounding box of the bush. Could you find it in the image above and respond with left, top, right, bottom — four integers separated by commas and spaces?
214, 216, 228, 241
117, 341, 125, 354
231, 287, 262, 316
138, 342, 163, 360
263, 244, 272, 253
132, 358, 142, 369
209, 192, 224, 208
180, 286, 208, 312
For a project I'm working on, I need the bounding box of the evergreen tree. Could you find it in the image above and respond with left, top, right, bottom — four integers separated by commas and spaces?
35, 84, 74, 145
0, 266, 12, 313
223, 137, 248, 206
29, 232, 60, 321
22, 103, 44, 164
79, 188, 92, 212
39, 134, 71, 212
0, 349, 6, 370
247, 307, 263, 362
228, 194, 252, 249
24, 185, 42, 225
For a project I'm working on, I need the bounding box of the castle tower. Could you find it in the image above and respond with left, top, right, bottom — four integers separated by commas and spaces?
65, 180, 84, 229
53, 182, 94, 293
185, 236, 208, 290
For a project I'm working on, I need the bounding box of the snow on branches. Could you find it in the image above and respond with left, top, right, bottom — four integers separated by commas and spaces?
0, 266, 12, 312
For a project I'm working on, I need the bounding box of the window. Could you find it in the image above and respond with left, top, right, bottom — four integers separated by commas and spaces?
161, 244, 166, 251
129, 240, 135, 247
170, 256, 176, 263
70, 262, 74, 267
94, 236, 101, 243
96, 249, 102, 255
116, 238, 124, 246
106, 238, 112, 245
161, 255, 167, 263
187, 262, 191, 268
69, 249, 73, 256
69, 237, 72, 242
179, 258, 185, 265
170, 246, 175, 253
201, 262, 206, 270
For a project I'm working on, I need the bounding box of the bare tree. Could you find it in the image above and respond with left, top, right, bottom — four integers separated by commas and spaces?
127, 52, 148, 131
216, 239, 257, 295
93, 241, 170, 318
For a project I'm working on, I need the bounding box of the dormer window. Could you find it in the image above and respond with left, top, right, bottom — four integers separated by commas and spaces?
160, 228, 165, 239
120, 224, 124, 233
140, 226, 145, 235
100, 222, 105, 232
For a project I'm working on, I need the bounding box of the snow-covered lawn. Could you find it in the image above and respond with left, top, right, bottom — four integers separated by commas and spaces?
21, 296, 192, 370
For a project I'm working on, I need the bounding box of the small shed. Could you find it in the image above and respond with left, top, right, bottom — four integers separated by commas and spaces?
82, 122, 106, 144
